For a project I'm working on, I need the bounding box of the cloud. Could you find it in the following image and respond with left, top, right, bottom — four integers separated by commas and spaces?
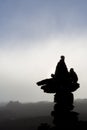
0, 35, 87, 102
0, 0, 87, 101
0, 0, 87, 48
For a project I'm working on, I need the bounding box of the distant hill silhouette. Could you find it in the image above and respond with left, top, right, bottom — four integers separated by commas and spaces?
0, 100, 87, 129
0, 101, 53, 120
0, 101, 53, 130
0, 100, 87, 120
74, 99, 87, 121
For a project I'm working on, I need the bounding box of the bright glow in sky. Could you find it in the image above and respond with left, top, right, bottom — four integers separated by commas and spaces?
0, 0, 87, 102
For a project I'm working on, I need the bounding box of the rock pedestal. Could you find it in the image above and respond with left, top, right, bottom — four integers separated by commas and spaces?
37, 56, 80, 129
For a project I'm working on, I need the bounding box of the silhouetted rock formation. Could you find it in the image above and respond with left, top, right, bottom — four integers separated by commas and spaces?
37, 55, 80, 129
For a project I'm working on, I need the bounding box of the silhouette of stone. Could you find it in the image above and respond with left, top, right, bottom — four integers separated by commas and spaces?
69, 68, 78, 83
54, 55, 69, 84
37, 55, 80, 129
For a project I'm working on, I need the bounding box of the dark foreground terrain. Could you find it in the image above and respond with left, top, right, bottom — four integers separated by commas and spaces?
0, 99, 87, 129
0, 101, 53, 130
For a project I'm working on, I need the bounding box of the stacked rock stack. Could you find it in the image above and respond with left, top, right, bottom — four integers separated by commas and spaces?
37, 56, 80, 129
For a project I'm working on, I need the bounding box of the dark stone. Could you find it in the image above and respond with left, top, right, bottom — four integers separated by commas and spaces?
37, 55, 80, 129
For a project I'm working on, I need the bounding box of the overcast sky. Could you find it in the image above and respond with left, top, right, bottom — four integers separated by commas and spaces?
0, 0, 87, 102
